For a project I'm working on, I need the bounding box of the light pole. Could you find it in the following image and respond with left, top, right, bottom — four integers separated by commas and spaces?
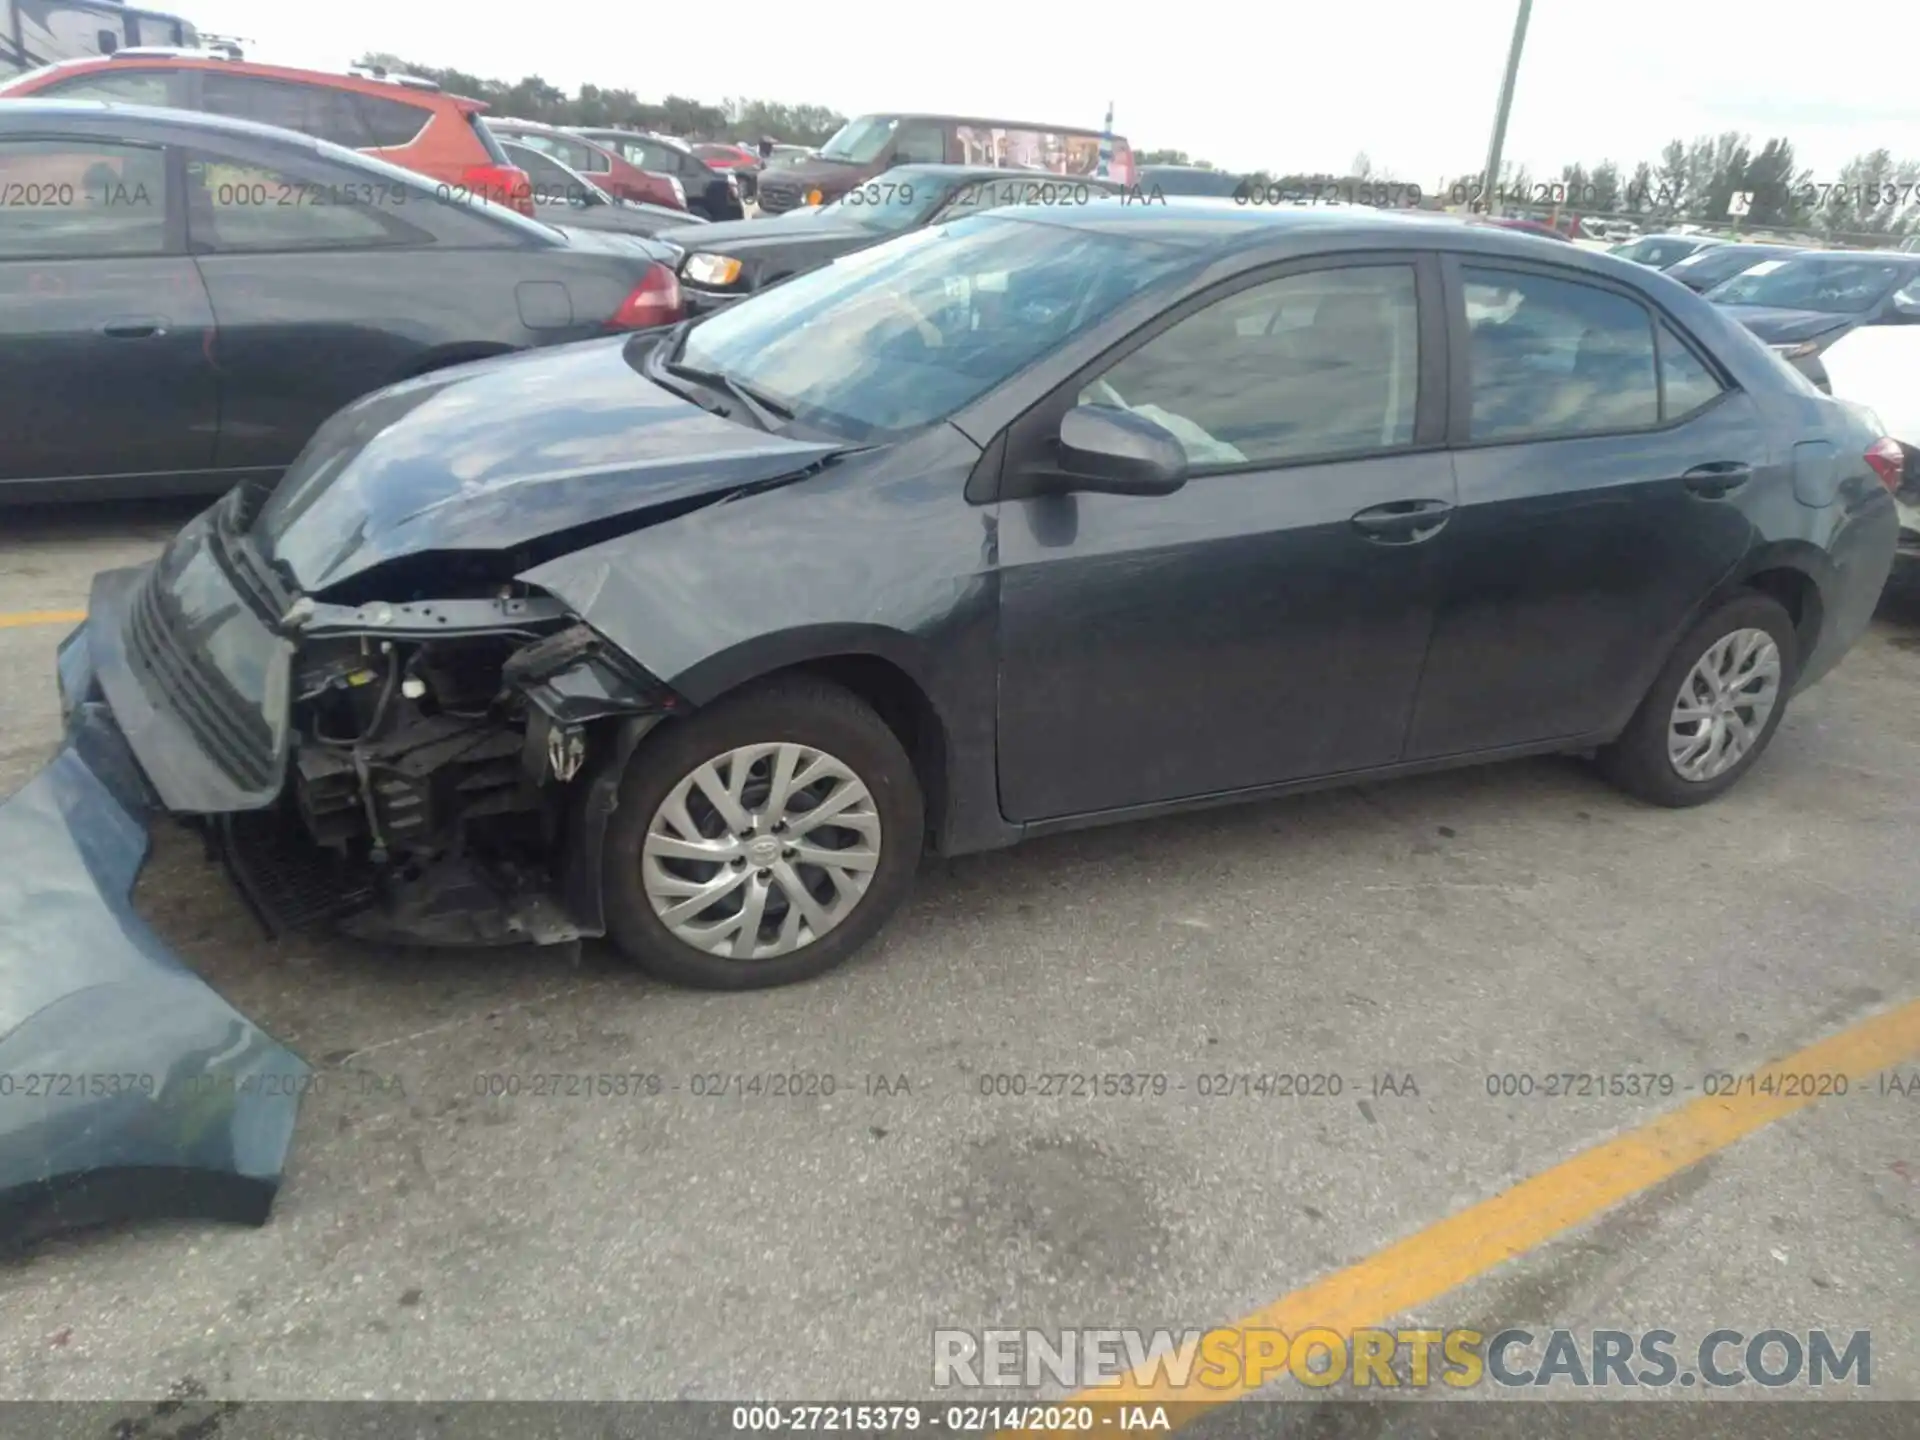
1479, 0, 1534, 214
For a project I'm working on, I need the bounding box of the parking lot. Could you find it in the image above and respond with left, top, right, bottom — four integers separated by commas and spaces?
0, 501, 1916, 1414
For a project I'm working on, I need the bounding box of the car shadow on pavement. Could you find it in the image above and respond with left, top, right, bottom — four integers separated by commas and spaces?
1876, 565, 1920, 637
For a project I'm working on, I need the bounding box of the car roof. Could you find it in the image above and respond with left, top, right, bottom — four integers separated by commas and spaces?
1780, 249, 1920, 265
995, 198, 1720, 278
880, 162, 1126, 187
573, 127, 690, 150
0, 96, 343, 147
4, 52, 484, 108
846, 112, 1125, 139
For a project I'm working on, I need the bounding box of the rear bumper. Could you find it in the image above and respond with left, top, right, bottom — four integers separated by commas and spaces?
0, 620, 308, 1246
1896, 495, 1920, 565
1796, 489, 1901, 691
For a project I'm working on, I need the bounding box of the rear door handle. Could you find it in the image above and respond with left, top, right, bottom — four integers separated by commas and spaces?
1350, 498, 1454, 544
1681, 462, 1752, 499
100, 316, 168, 339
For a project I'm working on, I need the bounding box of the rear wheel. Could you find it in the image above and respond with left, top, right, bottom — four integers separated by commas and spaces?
602, 676, 924, 988
1595, 592, 1798, 807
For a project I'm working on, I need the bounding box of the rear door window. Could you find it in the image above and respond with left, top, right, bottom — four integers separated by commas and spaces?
353, 92, 434, 149
517, 132, 609, 173
1657, 324, 1726, 421
0, 137, 170, 258
37, 68, 180, 105
892, 120, 947, 165
1462, 265, 1659, 442
201, 73, 370, 148
184, 150, 434, 252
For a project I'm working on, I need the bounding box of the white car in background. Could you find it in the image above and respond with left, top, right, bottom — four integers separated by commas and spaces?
1821, 325, 1920, 566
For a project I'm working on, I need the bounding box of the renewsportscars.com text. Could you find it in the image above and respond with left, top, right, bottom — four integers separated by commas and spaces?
932, 1327, 1872, 1390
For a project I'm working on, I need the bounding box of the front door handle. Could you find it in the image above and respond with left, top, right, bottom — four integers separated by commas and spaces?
100, 316, 169, 339
1681, 462, 1752, 499
1350, 497, 1454, 544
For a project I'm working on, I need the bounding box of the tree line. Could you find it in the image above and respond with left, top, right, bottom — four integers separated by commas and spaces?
356, 54, 847, 145
1141, 139, 1920, 242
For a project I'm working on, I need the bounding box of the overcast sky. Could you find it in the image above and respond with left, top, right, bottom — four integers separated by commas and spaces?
186, 0, 1919, 183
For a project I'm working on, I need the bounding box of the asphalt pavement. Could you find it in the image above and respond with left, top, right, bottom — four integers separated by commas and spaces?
0, 500, 1914, 1422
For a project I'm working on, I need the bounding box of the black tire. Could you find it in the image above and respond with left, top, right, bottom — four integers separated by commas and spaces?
601, 676, 924, 989
1595, 591, 1799, 807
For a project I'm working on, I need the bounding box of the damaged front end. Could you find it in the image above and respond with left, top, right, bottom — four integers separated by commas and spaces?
229, 585, 683, 948
0, 506, 683, 1245
1, 335, 848, 1241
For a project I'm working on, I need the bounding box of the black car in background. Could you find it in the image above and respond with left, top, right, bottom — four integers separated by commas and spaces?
1135, 164, 1244, 197
1705, 250, 1920, 390
1610, 233, 1725, 268
664, 164, 1126, 312
1661, 241, 1802, 293
0, 101, 684, 500
571, 127, 745, 221
501, 139, 708, 237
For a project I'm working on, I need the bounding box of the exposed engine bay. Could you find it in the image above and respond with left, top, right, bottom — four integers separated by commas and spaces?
224, 596, 680, 950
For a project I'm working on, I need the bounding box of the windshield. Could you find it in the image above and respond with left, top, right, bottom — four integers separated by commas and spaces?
817, 115, 898, 164
676, 214, 1191, 441
1708, 256, 1916, 314
817, 177, 950, 233
1668, 247, 1784, 288
1609, 236, 1707, 267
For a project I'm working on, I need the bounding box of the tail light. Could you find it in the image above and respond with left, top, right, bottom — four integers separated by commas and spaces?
1865, 437, 1905, 493
608, 262, 683, 330
460, 163, 535, 217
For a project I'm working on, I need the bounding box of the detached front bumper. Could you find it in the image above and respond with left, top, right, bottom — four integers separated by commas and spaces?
0, 617, 308, 1246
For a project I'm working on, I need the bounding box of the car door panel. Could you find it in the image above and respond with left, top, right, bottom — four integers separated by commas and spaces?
1404, 259, 1765, 759
997, 449, 1457, 821
993, 255, 1453, 823
181, 143, 533, 473
0, 136, 217, 490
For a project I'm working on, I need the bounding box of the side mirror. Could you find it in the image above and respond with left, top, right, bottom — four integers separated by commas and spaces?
1890, 290, 1920, 322
1028, 404, 1189, 498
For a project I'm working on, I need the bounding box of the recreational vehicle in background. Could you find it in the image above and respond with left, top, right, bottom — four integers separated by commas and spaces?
2, 0, 198, 77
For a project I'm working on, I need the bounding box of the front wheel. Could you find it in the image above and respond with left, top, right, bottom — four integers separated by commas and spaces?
601, 676, 924, 989
1595, 592, 1798, 807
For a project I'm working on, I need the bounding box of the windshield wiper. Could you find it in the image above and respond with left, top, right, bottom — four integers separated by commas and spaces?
662, 360, 794, 431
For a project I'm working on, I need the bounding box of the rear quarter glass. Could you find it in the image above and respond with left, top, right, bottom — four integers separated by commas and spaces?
464, 113, 515, 166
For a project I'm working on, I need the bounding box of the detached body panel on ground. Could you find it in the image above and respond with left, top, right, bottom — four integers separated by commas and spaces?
0, 622, 305, 1244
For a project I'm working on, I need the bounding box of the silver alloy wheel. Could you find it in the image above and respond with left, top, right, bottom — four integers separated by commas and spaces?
641, 742, 882, 959
1666, 627, 1783, 783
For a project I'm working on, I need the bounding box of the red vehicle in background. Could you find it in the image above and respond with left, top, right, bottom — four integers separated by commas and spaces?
0, 50, 537, 215
487, 116, 687, 213
693, 140, 761, 201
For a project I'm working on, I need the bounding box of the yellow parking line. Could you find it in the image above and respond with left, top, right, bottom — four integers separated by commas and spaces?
1052, 996, 1920, 1424
0, 609, 85, 630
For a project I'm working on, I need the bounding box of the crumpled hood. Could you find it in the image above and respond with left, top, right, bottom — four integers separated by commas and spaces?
1718, 304, 1856, 346
251, 335, 843, 595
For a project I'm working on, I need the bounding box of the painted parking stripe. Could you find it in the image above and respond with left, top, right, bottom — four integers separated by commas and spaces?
0, 609, 85, 630
1031, 996, 1920, 1427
